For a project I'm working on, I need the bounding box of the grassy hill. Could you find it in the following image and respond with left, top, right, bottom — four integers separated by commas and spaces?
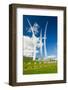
23, 56, 57, 75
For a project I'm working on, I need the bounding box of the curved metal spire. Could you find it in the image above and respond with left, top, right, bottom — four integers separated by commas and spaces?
44, 21, 48, 59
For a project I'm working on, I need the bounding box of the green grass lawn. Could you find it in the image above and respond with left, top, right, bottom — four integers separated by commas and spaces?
23, 57, 57, 75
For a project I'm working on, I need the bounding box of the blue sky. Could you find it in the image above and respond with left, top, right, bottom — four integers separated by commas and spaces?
23, 15, 57, 58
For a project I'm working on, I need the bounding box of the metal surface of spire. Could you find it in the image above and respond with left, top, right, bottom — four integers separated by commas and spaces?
44, 21, 48, 60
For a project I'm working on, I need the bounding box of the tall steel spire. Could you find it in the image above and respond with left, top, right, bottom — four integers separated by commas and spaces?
44, 21, 48, 60
40, 29, 42, 59
27, 19, 37, 61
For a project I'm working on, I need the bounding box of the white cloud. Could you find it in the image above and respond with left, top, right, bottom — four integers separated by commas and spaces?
23, 35, 44, 58
23, 36, 33, 57
23, 36, 40, 57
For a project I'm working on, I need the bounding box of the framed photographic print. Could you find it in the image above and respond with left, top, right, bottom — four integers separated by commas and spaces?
9, 4, 66, 86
